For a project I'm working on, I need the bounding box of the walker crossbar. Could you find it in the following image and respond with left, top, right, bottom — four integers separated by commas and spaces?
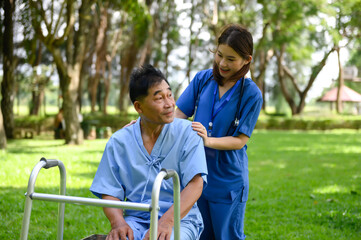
29, 193, 151, 211
20, 158, 181, 240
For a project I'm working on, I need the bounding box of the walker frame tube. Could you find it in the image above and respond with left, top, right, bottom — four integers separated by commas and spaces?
20, 158, 181, 240
150, 169, 181, 240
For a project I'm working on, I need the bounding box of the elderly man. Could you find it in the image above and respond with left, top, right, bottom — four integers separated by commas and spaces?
90, 64, 207, 240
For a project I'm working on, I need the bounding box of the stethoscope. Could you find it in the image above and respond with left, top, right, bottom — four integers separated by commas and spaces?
194, 76, 245, 137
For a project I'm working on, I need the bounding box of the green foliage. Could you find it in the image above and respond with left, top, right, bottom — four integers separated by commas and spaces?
348, 39, 361, 73
286, 40, 314, 62
345, 81, 361, 96
7, 0, 361, 120
14, 111, 361, 134
14, 115, 53, 131
81, 112, 138, 132
256, 115, 361, 130
1, 130, 360, 239
115, 0, 151, 48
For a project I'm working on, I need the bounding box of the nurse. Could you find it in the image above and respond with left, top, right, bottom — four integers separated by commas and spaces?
175, 24, 263, 240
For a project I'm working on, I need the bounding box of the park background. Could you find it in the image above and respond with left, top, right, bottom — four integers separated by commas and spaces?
1, 0, 361, 239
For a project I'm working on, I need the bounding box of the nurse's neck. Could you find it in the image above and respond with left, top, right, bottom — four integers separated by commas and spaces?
219, 79, 237, 99
139, 119, 164, 154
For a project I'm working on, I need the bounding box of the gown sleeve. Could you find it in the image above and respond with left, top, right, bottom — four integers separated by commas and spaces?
90, 137, 125, 200
178, 124, 208, 188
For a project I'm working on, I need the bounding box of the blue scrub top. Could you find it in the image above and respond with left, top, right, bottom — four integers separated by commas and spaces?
90, 118, 208, 224
176, 69, 263, 203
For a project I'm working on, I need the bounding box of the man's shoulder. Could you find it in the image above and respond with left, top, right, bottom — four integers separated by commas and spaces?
168, 118, 201, 142
110, 125, 135, 143
171, 118, 192, 129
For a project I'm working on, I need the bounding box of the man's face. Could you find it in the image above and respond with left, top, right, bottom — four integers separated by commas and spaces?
135, 80, 175, 125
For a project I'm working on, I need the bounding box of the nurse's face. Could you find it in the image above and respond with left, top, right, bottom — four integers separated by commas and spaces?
135, 80, 175, 125
215, 44, 250, 81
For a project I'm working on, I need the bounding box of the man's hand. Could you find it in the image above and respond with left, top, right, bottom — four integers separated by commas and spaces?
102, 195, 134, 240
142, 217, 173, 240
106, 221, 134, 240
143, 174, 204, 240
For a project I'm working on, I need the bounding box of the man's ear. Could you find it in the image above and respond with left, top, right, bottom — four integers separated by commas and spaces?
134, 101, 142, 114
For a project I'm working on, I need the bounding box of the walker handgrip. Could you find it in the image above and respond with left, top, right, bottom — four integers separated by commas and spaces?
161, 168, 175, 180
41, 158, 60, 169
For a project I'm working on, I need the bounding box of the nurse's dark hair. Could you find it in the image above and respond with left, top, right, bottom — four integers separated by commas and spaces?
213, 24, 253, 85
129, 64, 169, 103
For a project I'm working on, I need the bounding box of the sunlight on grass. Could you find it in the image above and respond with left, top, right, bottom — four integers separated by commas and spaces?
322, 163, 336, 168
313, 184, 349, 194
275, 163, 286, 169
279, 146, 309, 152
338, 146, 361, 154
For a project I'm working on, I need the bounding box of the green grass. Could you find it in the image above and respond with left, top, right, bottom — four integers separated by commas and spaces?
246, 130, 361, 239
1, 130, 360, 239
0, 139, 109, 239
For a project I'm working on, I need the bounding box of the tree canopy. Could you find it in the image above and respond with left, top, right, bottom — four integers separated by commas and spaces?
1, 0, 360, 145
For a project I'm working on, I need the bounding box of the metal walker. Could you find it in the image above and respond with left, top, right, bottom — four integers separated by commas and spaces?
20, 157, 181, 240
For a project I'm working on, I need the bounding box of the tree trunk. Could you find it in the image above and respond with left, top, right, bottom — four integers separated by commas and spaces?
119, 36, 141, 112
119, 69, 131, 112
28, 0, 89, 144
52, 44, 84, 145
1, 0, 15, 139
276, 46, 297, 115
30, 88, 44, 115
81, 15, 97, 113
60, 1, 93, 144
103, 22, 122, 115
61, 71, 83, 144
277, 43, 336, 115
250, 49, 273, 111
0, 105, 6, 149
82, 47, 95, 112
250, 23, 272, 111
103, 73, 111, 115
336, 46, 343, 113
89, 3, 108, 112
185, 2, 196, 84
30, 41, 44, 116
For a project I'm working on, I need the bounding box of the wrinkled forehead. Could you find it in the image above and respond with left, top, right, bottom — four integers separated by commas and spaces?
147, 80, 171, 96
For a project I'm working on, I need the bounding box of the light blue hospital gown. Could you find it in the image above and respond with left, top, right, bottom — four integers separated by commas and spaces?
90, 117, 208, 239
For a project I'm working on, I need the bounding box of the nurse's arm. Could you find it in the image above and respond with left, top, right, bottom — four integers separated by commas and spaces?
192, 121, 250, 150
205, 134, 250, 150
175, 108, 188, 119
143, 174, 204, 239
102, 195, 134, 240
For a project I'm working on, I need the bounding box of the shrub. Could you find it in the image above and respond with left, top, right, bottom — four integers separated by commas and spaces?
255, 115, 361, 130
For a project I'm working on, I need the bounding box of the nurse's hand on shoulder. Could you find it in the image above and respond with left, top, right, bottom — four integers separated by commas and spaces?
106, 222, 134, 240
192, 122, 211, 147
